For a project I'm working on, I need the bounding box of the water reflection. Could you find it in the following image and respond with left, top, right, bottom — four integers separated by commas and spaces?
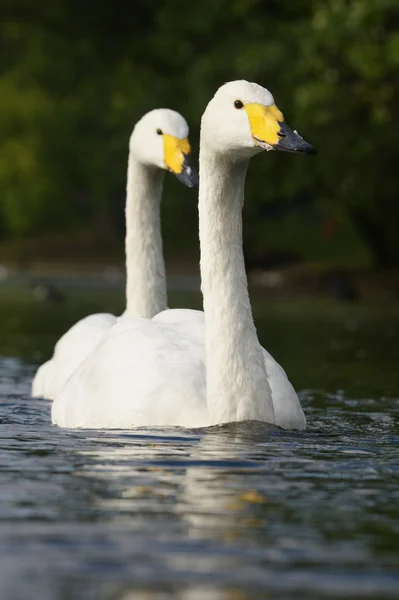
177, 427, 272, 537
115, 590, 250, 600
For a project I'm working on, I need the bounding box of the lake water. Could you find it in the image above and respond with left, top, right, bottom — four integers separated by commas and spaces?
0, 285, 398, 599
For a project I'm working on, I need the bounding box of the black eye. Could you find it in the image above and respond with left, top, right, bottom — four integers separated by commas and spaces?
234, 100, 244, 109
156, 128, 163, 135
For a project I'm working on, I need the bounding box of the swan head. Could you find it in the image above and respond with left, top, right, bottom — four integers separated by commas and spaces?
201, 80, 317, 159
129, 109, 198, 188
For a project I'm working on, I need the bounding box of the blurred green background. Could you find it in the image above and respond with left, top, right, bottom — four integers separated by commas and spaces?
1, 0, 399, 294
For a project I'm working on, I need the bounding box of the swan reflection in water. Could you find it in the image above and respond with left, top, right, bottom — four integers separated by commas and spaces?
116, 585, 250, 600
71, 423, 280, 596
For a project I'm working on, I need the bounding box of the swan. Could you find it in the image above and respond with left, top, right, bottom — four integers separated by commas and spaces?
52, 80, 316, 430
32, 109, 198, 400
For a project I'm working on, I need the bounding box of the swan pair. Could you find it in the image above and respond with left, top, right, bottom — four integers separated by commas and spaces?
37, 80, 317, 430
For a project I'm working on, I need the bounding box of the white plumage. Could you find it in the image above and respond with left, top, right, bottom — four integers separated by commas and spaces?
52, 80, 316, 430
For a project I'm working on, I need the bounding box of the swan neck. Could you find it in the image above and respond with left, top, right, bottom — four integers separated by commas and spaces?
199, 148, 274, 424
125, 154, 167, 318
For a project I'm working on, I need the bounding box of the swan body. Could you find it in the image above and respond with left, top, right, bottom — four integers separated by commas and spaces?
52, 80, 316, 430
32, 109, 197, 400
52, 309, 304, 429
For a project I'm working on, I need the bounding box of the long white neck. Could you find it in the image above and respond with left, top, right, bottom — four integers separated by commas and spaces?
125, 154, 167, 318
199, 147, 275, 425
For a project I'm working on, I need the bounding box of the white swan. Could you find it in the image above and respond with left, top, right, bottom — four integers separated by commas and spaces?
52, 80, 316, 430
32, 109, 198, 400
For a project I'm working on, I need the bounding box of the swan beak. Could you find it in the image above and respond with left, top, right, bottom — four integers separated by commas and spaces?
245, 103, 317, 155
274, 121, 317, 155
163, 134, 199, 188
174, 153, 199, 188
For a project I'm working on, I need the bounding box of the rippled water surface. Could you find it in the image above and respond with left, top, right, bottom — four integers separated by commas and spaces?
0, 286, 398, 599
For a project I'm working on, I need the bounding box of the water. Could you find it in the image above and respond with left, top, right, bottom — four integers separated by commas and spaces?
0, 286, 398, 599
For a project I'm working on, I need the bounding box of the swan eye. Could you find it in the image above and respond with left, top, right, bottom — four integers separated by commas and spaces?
156, 128, 163, 135
234, 100, 244, 109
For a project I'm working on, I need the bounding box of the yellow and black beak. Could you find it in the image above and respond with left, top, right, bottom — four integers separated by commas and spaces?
163, 134, 199, 188
244, 103, 317, 155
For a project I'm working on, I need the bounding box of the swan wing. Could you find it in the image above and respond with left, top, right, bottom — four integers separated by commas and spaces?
32, 313, 116, 400
156, 310, 306, 429
51, 316, 208, 429
262, 348, 306, 430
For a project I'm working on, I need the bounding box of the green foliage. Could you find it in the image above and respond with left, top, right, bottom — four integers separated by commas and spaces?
1, 0, 399, 264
